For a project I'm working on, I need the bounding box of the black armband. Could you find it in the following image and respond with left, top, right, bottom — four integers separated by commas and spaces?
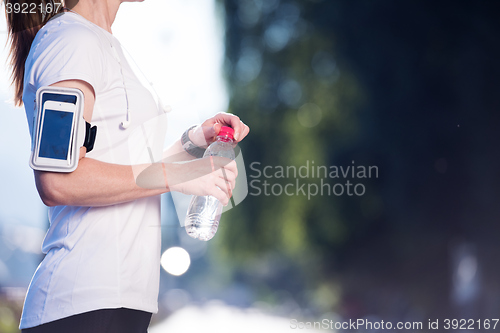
83, 121, 97, 153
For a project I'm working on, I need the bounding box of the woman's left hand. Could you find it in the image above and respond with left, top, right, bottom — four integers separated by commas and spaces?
189, 112, 250, 147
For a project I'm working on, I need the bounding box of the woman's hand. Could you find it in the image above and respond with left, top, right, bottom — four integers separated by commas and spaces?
135, 156, 238, 205
79, 146, 87, 160
166, 157, 238, 205
189, 112, 250, 147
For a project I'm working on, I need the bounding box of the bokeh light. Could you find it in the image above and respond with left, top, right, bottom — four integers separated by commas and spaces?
160, 247, 191, 276
297, 103, 322, 128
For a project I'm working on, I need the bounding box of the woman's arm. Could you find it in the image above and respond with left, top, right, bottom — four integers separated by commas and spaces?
34, 80, 244, 207
34, 80, 166, 206
35, 158, 165, 207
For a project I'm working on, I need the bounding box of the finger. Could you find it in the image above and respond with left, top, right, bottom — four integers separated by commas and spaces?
216, 177, 232, 197
233, 120, 247, 141
236, 122, 250, 142
219, 168, 236, 189
226, 160, 238, 178
242, 123, 250, 138
213, 123, 222, 139
217, 160, 238, 179
227, 177, 236, 190
79, 146, 87, 160
212, 183, 230, 206
213, 112, 240, 126
213, 113, 242, 138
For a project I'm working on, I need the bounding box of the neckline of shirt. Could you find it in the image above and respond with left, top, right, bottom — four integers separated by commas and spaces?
62, 11, 118, 41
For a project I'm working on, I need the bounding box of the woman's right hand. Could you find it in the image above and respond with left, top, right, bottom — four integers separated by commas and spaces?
167, 156, 238, 206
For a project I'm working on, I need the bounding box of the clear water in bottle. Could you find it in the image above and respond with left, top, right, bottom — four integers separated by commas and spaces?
185, 126, 235, 241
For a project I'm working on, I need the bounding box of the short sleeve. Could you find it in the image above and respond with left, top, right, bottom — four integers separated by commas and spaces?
28, 20, 106, 93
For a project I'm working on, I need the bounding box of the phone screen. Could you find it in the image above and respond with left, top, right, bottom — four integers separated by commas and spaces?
39, 109, 74, 160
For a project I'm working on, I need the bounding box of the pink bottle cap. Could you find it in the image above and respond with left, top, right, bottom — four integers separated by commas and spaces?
218, 126, 234, 140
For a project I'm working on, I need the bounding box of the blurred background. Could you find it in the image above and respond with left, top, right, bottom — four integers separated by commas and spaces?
2, 0, 500, 332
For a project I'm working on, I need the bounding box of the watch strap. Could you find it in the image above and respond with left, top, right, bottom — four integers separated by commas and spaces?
181, 125, 206, 158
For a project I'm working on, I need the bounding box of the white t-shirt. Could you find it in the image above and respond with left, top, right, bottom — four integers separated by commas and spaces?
20, 12, 163, 329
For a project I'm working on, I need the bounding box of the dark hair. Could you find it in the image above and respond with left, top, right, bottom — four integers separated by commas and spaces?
4, 0, 64, 106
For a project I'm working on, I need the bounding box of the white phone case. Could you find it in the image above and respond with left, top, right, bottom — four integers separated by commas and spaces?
29, 86, 85, 172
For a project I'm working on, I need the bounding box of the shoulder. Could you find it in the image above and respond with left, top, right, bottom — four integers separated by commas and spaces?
33, 13, 107, 56
26, 13, 109, 94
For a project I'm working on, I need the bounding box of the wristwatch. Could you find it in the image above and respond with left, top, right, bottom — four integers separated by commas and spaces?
181, 125, 206, 158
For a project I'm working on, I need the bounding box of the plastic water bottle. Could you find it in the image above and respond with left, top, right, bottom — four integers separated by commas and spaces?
185, 126, 236, 241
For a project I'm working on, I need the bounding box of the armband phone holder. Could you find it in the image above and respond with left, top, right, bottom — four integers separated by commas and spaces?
29, 86, 97, 172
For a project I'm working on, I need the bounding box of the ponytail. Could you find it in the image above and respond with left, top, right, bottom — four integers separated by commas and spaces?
4, 0, 64, 106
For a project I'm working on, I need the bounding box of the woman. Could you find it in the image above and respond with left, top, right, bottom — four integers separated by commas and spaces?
5, 0, 249, 332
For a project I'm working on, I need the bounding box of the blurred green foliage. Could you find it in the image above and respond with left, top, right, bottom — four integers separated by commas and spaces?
0, 295, 22, 333
216, 0, 500, 320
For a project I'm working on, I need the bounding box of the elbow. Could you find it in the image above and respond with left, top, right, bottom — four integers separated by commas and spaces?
39, 192, 59, 207
34, 171, 66, 207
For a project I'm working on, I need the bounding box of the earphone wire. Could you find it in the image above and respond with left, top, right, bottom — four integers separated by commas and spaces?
63, 7, 169, 128
119, 44, 171, 115
117, 51, 131, 127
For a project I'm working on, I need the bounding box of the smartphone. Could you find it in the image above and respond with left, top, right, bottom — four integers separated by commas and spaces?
30, 87, 85, 172
33, 100, 77, 168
